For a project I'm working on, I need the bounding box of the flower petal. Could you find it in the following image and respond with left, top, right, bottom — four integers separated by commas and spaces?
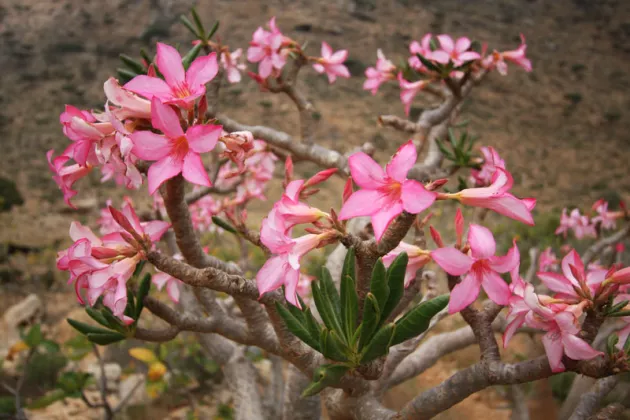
401, 180, 436, 214
481, 269, 511, 306
338, 189, 388, 220
347, 152, 386, 189
448, 272, 481, 314
489, 241, 520, 273
182, 152, 211, 187
431, 247, 474, 275
437, 35, 454, 52
542, 331, 565, 372
186, 124, 221, 154
468, 224, 496, 259
151, 97, 184, 139
147, 155, 183, 194
455, 37, 471, 53
124, 75, 172, 100
131, 131, 172, 161
156, 43, 185, 86
562, 334, 602, 361
537, 272, 575, 295
386, 140, 417, 182
186, 53, 219, 88
371, 201, 403, 242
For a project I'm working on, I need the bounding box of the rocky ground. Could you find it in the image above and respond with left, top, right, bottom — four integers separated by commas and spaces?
1, 0, 629, 418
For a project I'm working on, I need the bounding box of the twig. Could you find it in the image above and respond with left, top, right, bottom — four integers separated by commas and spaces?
92, 344, 114, 420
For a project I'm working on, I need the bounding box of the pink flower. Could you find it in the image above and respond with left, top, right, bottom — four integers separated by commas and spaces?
260, 179, 328, 253
408, 33, 433, 70
447, 168, 536, 225
485, 35, 532, 75
537, 250, 606, 303
469, 146, 506, 187
538, 247, 558, 272
398, 73, 428, 116
125, 43, 218, 110
59, 105, 114, 166
539, 311, 602, 372
257, 232, 337, 306
47, 150, 92, 208
592, 199, 617, 231
613, 294, 630, 349
103, 77, 151, 120
363, 49, 397, 95
221, 48, 247, 83
431, 35, 480, 66
503, 267, 531, 347
131, 97, 222, 194
338, 141, 437, 242
432, 224, 520, 313
247, 17, 288, 79
153, 269, 182, 303
382, 241, 431, 287
312, 42, 350, 84
555, 208, 596, 239
57, 203, 170, 322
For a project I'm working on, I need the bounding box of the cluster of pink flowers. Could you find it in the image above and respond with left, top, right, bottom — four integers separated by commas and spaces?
556, 199, 625, 239
57, 200, 170, 322
247, 17, 349, 85
365, 33, 532, 115
257, 168, 339, 306
469, 146, 506, 187
504, 250, 630, 372
48, 43, 227, 207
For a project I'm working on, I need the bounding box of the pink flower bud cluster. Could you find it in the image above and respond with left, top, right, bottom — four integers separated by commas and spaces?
556, 199, 625, 239
57, 200, 170, 322
246, 17, 350, 85
365, 33, 532, 115
256, 168, 339, 306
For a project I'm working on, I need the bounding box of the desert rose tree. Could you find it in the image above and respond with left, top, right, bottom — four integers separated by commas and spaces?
46, 9, 630, 420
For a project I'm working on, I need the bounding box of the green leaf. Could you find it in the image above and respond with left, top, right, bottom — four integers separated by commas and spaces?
40, 339, 61, 354
67, 319, 113, 337
287, 300, 306, 324
312, 280, 343, 336
85, 307, 111, 328
25, 324, 43, 348
416, 53, 440, 72
357, 293, 381, 351
116, 68, 138, 84
301, 364, 350, 397
206, 21, 220, 40
607, 300, 629, 315
304, 307, 323, 347
608, 310, 630, 317
86, 332, 126, 345
381, 252, 408, 322
140, 48, 152, 66
100, 308, 128, 335
124, 287, 136, 319
211, 216, 238, 234
27, 389, 66, 409
180, 15, 200, 37
341, 247, 356, 285
320, 329, 349, 362
340, 274, 358, 342
391, 294, 449, 346
360, 323, 395, 363
133, 260, 146, 278
119, 54, 146, 75
182, 43, 203, 70
190, 8, 206, 36
369, 259, 389, 318
135, 272, 152, 319
320, 267, 341, 315
624, 334, 630, 353
275, 302, 320, 351
607, 334, 619, 355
